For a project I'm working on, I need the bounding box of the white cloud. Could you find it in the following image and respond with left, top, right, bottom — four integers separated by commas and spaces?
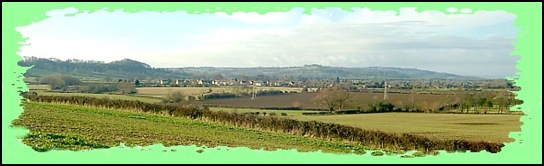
15, 7, 519, 78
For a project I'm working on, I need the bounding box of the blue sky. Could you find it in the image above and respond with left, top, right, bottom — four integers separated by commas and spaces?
16, 7, 519, 79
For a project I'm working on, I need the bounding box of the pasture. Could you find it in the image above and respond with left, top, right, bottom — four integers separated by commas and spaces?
135, 87, 303, 98
208, 107, 321, 116
34, 91, 162, 103
292, 113, 522, 143
27, 85, 51, 91
12, 102, 375, 155
204, 107, 522, 143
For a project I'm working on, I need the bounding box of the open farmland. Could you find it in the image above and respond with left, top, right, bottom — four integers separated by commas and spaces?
208, 107, 322, 117
292, 113, 522, 143
35, 91, 162, 103
11, 102, 376, 155
135, 87, 302, 98
197, 92, 461, 110
205, 107, 522, 143
27, 85, 51, 91
17, 95, 509, 153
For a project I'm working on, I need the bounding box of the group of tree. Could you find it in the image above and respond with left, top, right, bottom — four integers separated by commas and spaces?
457, 90, 522, 114
312, 86, 351, 112
312, 85, 522, 114
19, 56, 188, 81
39, 74, 83, 90
39, 74, 137, 94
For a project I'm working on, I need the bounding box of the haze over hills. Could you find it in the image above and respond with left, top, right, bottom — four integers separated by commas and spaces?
19, 56, 483, 81
166, 64, 482, 80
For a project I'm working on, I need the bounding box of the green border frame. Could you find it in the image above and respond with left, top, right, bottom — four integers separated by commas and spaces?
2, 2, 542, 164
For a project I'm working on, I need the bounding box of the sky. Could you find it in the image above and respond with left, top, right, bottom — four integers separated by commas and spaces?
16, 7, 520, 79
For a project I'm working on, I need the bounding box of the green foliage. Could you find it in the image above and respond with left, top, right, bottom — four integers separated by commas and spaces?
368, 102, 396, 113
411, 151, 426, 157
371, 151, 385, 156
22, 132, 109, 152
19, 57, 188, 81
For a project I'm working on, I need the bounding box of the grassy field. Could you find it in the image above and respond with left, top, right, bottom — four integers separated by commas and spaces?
135, 87, 303, 98
34, 91, 162, 103
206, 107, 522, 143
11, 102, 383, 155
292, 113, 522, 143
27, 85, 51, 91
208, 107, 321, 117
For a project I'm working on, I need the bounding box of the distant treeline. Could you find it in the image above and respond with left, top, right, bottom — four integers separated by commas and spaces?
22, 94, 504, 154
19, 56, 187, 80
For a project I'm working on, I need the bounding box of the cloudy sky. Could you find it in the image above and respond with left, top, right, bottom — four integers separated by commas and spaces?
16, 7, 519, 79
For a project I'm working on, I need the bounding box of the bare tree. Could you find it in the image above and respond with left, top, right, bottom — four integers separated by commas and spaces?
40, 74, 65, 90
162, 91, 185, 103
39, 74, 82, 90
312, 86, 351, 112
117, 80, 137, 94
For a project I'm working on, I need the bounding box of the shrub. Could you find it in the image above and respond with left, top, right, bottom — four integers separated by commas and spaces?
162, 91, 185, 103
371, 151, 385, 156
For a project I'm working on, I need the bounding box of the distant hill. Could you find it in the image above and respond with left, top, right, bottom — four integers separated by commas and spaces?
19, 56, 189, 80
19, 56, 481, 81
166, 64, 482, 80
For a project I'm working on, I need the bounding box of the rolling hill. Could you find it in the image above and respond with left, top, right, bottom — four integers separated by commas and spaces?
19, 56, 481, 81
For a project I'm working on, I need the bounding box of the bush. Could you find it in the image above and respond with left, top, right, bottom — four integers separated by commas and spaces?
371, 151, 385, 156
262, 107, 302, 110
412, 151, 425, 157
162, 91, 185, 103
302, 112, 318, 115
78, 84, 118, 94
280, 113, 288, 116
335, 109, 361, 114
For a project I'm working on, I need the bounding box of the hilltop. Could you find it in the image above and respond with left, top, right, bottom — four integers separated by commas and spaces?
19, 56, 482, 81
19, 56, 189, 80
166, 64, 481, 80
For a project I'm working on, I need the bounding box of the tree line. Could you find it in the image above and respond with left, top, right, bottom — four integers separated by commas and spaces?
312, 86, 522, 114
39, 74, 137, 94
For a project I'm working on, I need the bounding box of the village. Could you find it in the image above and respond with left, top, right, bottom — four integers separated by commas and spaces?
141, 77, 515, 92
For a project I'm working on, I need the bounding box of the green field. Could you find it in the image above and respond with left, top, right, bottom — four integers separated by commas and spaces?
34, 91, 162, 103
208, 107, 522, 143
11, 102, 387, 155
